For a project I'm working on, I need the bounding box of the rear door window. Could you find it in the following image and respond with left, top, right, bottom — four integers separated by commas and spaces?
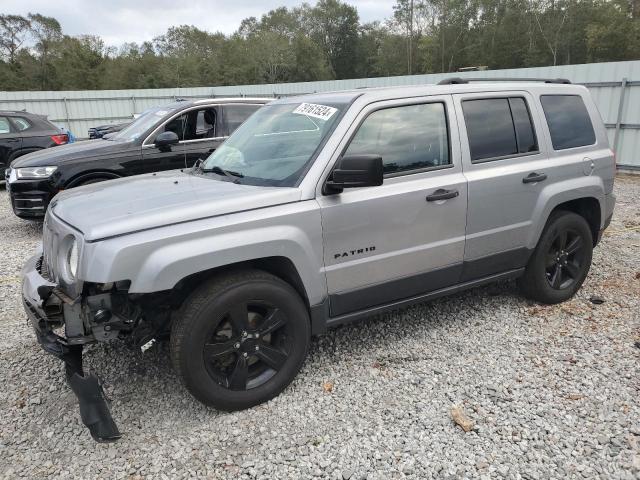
540, 95, 596, 150
509, 98, 537, 154
462, 97, 538, 162
223, 104, 262, 135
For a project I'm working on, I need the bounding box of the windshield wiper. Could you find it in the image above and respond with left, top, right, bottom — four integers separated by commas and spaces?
203, 165, 244, 182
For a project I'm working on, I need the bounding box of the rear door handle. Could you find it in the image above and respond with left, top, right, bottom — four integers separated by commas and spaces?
522, 172, 547, 184
426, 188, 459, 202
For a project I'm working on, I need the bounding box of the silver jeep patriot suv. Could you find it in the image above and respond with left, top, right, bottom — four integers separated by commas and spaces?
22, 78, 616, 441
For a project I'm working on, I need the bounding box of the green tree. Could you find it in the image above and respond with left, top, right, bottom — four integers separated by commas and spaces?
0, 15, 31, 63
28, 13, 62, 89
54, 35, 106, 89
303, 0, 361, 78
0, 1, 639, 92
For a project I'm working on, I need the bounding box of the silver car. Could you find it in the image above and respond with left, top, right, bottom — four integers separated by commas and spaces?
21, 79, 616, 441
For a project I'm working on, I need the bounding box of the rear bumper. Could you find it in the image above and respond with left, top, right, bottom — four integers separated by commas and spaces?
604, 193, 616, 228
596, 193, 615, 245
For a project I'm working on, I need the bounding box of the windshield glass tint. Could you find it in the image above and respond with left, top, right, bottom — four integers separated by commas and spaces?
202, 102, 343, 186
110, 106, 178, 141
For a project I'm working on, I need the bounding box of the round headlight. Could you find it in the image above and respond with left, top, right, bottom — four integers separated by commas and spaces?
67, 240, 79, 279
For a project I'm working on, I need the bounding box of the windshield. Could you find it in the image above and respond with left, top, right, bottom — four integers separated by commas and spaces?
201, 102, 344, 186
109, 105, 180, 141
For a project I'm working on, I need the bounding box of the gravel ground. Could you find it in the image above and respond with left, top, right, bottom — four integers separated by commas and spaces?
0, 177, 639, 480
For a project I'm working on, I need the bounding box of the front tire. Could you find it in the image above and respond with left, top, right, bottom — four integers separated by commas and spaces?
518, 211, 593, 304
170, 269, 310, 410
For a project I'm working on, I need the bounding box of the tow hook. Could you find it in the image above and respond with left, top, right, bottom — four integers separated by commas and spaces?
63, 345, 121, 442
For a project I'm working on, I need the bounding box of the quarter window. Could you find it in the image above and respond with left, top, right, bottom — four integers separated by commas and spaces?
344, 103, 450, 175
462, 97, 538, 162
12, 117, 31, 131
0, 117, 10, 134
540, 95, 596, 150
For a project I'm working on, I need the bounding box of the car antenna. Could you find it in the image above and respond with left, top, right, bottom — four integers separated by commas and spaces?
181, 115, 188, 169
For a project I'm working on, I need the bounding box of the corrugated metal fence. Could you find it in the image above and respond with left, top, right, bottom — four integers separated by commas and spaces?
0, 60, 638, 168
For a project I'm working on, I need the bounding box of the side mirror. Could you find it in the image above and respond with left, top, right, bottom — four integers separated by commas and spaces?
325, 154, 383, 194
155, 131, 179, 149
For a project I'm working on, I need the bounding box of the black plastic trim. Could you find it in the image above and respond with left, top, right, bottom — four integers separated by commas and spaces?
329, 247, 532, 317
329, 263, 463, 317
595, 212, 614, 246
327, 268, 524, 329
460, 247, 532, 282
438, 77, 571, 85
310, 299, 330, 336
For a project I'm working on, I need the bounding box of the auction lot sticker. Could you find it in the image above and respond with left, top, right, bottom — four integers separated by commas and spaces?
293, 103, 337, 120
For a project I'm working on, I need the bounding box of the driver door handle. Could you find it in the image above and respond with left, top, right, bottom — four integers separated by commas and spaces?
522, 172, 547, 184
426, 188, 459, 202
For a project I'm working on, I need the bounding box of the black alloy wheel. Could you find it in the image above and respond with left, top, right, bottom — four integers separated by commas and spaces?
518, 211, 593, 304
203, 301, 291, 391
171, 269, 310, 410
545, 228, 587, 290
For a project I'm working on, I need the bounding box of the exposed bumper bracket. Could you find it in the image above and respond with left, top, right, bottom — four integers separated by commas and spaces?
63, 346, 121, 443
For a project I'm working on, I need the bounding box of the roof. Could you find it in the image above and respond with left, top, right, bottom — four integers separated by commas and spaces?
272, 90, 362, 106
272, 80, 583, 107
0, 110, 34, 115
0, 110, 49, 120
192, 97, 271, 105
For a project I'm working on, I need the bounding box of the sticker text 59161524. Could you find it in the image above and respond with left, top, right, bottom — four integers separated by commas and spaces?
292, 103, 338, 121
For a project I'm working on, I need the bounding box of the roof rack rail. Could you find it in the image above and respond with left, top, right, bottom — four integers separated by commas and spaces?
437, 77, 571, 85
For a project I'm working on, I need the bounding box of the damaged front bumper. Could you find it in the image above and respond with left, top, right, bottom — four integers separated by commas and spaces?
21, 250, 121, 442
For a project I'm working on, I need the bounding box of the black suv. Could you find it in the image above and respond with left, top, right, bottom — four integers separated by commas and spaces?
88, 122, 130, 139
0, 110, 68, 172
6, 98, 267, 218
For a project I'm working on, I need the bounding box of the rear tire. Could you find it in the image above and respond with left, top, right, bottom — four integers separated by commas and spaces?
518, 211, 593, 304
170, 269, 310, 410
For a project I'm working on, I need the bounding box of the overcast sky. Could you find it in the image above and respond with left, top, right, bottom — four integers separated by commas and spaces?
3, 0, 394, 47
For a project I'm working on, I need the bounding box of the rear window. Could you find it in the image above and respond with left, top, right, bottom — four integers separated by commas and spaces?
462, 97, 538, 162
540, 95, 596, 150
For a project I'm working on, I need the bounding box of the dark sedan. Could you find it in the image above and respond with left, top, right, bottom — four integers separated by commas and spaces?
0, 110, 68, 172
6, 98, 267, 218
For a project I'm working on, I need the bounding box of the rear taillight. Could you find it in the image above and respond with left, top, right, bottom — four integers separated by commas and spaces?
51, 134, 68, 145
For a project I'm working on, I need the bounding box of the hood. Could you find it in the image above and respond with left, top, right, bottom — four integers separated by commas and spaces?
10, 138, 135, 168
50, 170, 301, 241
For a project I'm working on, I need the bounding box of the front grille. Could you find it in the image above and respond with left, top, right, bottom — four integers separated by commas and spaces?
36, 255, 53, 282
42, 216, 60, 284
